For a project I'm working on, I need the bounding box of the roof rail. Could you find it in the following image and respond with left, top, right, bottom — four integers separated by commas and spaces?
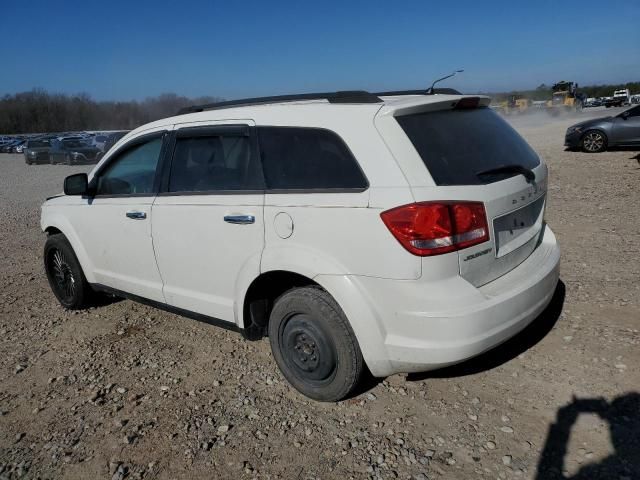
176, 90, 383, 115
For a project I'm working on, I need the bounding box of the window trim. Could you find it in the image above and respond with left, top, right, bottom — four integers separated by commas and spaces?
90, 130, 168, 198
159, 124, 266, 196
256, 125, 369, 193
156, 124, 371, 196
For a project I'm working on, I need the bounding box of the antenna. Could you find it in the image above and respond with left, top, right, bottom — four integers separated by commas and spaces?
427, 69, 464, 95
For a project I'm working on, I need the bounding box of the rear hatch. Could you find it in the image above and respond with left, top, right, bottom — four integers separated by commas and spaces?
392, 100, 547, 287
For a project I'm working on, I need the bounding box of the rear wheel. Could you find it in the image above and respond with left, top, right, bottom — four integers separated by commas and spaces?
44, 234, 94, 309
268, 287, 364, 402
581, 130, 607, 153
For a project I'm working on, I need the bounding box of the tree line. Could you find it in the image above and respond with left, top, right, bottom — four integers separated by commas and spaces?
2, 82, 638, 134
0, 90, 223, 135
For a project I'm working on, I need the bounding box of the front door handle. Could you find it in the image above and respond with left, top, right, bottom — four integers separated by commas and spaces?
126, 211, 147, 220
224, 215, 255, 225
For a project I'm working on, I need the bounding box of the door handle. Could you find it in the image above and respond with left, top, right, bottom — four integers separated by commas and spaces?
224, 215, 255, 225
126, 211, 147, 220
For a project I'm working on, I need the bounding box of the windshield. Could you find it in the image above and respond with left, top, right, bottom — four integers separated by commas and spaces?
27, 139, 51, 148
396, 107, 540, 186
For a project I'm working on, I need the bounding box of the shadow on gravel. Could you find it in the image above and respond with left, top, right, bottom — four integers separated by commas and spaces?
93, 292, 124, 307
406, 280, 566, 381
535, 393, 640, 479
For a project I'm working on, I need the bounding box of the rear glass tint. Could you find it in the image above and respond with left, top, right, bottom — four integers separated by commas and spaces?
258, 127, 367, 190
396, 107, 540, 185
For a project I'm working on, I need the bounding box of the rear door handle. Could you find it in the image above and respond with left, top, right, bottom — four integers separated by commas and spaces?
126, 211, 147, 220
224, 215, 255, 225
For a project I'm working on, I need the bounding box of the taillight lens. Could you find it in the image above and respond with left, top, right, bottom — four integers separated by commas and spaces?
380, 202, 489, 256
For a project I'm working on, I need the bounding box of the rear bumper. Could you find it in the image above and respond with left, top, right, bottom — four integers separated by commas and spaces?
333, 225, 560, 377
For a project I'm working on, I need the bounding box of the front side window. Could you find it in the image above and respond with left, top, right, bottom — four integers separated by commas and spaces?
95, 136, 162, 195
624, 105, 640, 117
168, 132, 263, 192
258, 127, 367, 190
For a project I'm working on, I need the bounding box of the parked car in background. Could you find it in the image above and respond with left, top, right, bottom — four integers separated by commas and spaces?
91, 134, 110, 151
565, 105, 640, 152
24, 138, 54, 164
603, 91, 629, 108
583, 98, 603, 108
49, 137, 102, 165
1, 140, 19, 153
101, 131, 129, 154
0, 136, 15, 149
613, 89, 631, 106
14, 140, 27, 153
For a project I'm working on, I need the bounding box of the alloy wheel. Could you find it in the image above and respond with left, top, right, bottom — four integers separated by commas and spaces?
583, 132, 605, 152
49, 249, 76, 302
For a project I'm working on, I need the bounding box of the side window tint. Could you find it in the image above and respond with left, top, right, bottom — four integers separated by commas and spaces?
258, 127, 367, 190
168, 133, 263, 192
96, 137, 162, 195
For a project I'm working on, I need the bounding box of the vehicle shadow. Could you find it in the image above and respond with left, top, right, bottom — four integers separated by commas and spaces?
406, 280, 566, 381
535, 393, 640, 479
93, 291, 124, 307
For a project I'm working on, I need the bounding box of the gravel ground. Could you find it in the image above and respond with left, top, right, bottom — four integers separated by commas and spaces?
0, 109, 638, 479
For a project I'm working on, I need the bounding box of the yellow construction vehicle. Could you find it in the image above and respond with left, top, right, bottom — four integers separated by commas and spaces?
493, 94, 531, 115
546, 81, 583, 113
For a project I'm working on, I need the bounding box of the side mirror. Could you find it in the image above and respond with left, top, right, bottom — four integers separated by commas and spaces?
63, 173, 89, 196
621, 111, 630, 120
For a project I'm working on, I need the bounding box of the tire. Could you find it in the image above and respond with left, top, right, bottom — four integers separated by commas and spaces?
44, 233, 94, 309
581, 130, 607, 153
268, 286, 364, 402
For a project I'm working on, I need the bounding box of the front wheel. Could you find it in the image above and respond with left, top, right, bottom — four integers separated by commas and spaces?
581, 130, 607, 153
44, 234, 94, 309
268, 287, 364, 402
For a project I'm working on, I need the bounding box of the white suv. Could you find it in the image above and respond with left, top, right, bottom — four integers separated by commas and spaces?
41, 90, 560, 401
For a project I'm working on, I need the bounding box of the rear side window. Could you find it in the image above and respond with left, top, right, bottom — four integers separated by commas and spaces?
396, 108, 540, 185
168, 132, 263, 192
258, 127, 367, 190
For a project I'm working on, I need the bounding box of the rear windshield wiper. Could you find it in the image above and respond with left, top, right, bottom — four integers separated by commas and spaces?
476, 164, 535, 183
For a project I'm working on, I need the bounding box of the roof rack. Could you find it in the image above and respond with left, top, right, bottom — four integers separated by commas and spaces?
175, 88, 464, 115
176, 90, 383, 115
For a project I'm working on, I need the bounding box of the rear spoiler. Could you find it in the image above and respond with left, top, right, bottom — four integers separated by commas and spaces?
381, 95, 492, 117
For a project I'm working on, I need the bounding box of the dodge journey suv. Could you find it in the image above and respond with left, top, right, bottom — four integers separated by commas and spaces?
41, 90, 560, 401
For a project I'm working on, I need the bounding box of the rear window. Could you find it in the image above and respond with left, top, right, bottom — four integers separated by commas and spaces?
396, 107, 540, 185
258, 127, 367, 191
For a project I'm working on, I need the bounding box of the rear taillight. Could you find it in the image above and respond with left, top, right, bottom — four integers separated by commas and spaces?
380, 202, 489, 256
